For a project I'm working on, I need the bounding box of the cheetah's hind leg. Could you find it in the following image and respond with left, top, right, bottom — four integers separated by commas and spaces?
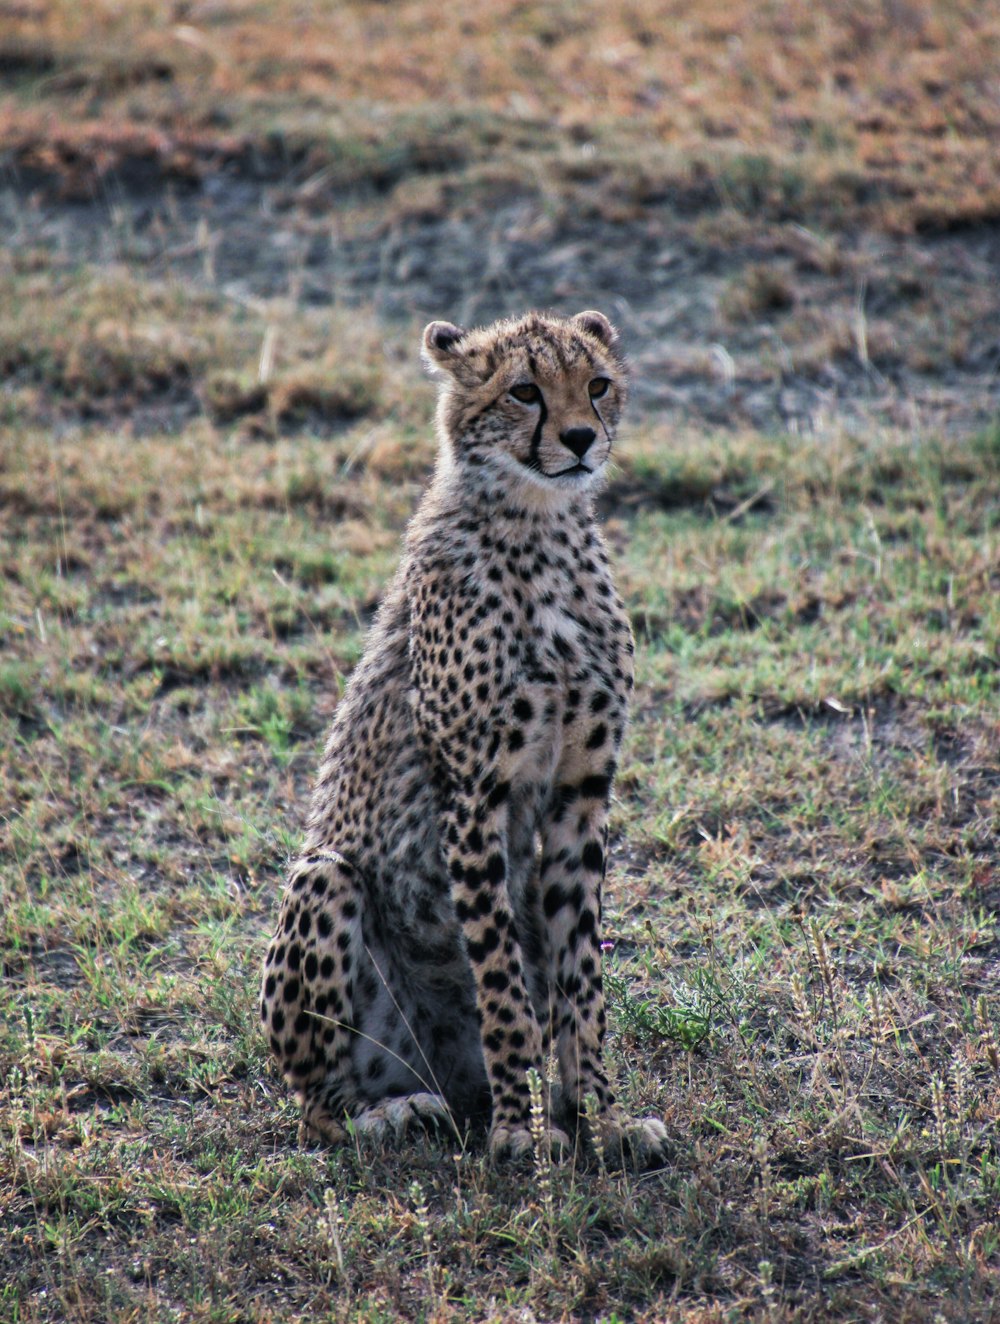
260, 852, 364, 1147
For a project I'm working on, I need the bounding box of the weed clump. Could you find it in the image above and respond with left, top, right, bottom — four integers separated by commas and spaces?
720, 264, 796, 323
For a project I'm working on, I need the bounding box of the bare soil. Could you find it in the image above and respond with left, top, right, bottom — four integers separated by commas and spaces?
3, 154, 998, 436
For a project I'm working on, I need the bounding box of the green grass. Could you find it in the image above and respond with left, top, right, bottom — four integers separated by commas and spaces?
2, 382, 998, 1319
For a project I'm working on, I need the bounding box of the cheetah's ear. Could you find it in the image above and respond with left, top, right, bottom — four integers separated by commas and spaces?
421, 320, 468, 375
571, 310, 618, 348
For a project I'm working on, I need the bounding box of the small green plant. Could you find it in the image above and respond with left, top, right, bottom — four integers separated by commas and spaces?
527, 1066, 557, 1252
0, 660, 41, 717
604, 960, 724, 1051
234, 682, 313, 765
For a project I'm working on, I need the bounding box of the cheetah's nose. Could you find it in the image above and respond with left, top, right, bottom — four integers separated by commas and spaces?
560, 427, 596, 459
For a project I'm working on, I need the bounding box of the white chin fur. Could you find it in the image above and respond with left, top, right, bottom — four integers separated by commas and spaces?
486, 449, 606, 506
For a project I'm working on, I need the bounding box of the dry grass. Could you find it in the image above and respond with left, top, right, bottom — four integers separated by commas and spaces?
2, 0, 999, 230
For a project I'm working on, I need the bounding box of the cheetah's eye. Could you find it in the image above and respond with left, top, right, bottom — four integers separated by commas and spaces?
588, 377, 611, 399
509, 383, 542, 404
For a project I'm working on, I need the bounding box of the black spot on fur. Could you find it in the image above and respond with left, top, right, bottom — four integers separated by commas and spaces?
586, 722, 608, 750
581, 841, 604, 872
580, 773, 611, 800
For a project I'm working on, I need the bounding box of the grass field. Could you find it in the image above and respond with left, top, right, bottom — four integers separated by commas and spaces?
2, 3, 999, 1321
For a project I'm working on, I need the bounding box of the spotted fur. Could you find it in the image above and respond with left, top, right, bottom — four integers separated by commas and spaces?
260, 309, 668, 1165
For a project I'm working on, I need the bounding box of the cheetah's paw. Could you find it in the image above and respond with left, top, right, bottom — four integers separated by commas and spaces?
351, 1092, 454, 1144
298, 1109, 351, 1148
585, 1113, 671, 1171
488, 1121, 572, 1164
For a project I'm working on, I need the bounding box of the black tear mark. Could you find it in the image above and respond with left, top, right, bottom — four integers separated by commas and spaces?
529, 391, 548, 470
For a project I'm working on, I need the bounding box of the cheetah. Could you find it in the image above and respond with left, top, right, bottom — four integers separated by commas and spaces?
260, 309, 668, 1166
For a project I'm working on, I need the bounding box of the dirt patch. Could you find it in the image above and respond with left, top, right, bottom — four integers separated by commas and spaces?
2, 158, 998, 436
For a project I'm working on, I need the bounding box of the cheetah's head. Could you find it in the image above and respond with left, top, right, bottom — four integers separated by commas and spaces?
421, 310, 628, 503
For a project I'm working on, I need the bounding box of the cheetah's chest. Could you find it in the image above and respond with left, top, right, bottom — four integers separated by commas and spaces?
505, 594, 629, 786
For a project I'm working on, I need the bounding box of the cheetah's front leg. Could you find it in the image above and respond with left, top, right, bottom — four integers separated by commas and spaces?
439, 789, 570, 1162
540, 771, 669, 1169
410, 575, 570, 1161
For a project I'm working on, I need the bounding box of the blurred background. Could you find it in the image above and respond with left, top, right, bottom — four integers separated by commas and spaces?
2, 0, 999, 435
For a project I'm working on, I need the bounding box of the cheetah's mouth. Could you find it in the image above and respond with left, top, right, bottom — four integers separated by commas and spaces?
544, 463, 594, 479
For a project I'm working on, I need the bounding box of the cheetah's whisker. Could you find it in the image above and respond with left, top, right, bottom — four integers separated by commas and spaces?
307, 1010, 464, 1148
362, 941, 465, 1150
